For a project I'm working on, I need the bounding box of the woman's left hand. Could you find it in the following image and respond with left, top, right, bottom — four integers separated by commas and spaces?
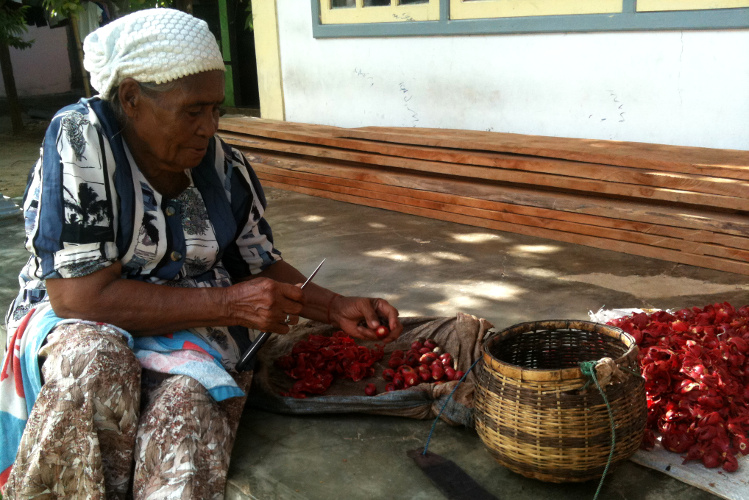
329, 296, 403, 342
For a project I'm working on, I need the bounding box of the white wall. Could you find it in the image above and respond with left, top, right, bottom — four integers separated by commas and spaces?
0, 25, 72, 98
276, 0, 749, 150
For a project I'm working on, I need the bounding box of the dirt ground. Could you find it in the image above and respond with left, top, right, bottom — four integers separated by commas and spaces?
0, 125, 46, 198
0, 90, 66, 199
2, 93, 83, 197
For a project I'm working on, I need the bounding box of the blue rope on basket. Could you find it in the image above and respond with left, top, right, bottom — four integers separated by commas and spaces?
579, 360, 617, 500
421, 357, 482, 455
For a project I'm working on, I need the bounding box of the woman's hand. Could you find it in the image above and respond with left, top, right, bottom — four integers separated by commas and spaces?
240, 261, 402, 340
225, 277, 305, 334
329, 295, 403, 342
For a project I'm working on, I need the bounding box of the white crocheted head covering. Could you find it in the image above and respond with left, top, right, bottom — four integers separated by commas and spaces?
83, 8, 225, 99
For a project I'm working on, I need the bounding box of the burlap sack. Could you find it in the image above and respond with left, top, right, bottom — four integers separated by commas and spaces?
247, 313, 493, 427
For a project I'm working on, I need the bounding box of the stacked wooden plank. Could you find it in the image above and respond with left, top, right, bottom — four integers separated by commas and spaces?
218, 117, 749, 276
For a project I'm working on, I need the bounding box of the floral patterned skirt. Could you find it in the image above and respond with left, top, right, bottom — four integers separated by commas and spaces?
3, 322, 252, 499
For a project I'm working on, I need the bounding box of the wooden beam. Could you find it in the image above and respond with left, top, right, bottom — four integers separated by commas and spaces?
220, 132, 749, 211
248, 147, 749, 237
236, 147, 749, 243
250, 162, 749, 263
220, 117, 749, 181
340, 126, 749, 180
257, 177, 749, 276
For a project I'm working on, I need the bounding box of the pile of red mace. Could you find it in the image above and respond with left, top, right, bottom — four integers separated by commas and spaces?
610, 302, 749, 472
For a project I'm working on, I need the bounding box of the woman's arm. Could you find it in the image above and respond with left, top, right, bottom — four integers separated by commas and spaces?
46, 261, 305, 337
48, 259, 402, 341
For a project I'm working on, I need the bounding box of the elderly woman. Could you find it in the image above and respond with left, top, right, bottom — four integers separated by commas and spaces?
0, 8, 401, 499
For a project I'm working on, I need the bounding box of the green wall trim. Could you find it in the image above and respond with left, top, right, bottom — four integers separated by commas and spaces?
224, 65, 235, 107
439, 0, 448, 21
622, 0, 636, 14
310, 1, 749, 37
218, 0, 234, 106
218, 0, 232, 57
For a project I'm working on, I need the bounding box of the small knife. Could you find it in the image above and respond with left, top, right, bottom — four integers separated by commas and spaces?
236, 258, 326, 371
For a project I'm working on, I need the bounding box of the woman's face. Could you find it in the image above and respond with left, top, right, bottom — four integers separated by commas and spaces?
127, 70, 225, 173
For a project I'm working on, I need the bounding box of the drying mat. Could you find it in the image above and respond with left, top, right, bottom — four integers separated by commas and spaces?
247, 313, 492, 427
590, 308, 749, 500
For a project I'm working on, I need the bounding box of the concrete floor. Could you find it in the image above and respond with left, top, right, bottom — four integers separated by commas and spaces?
224, 187, 747, 500
3, 165, 748, 499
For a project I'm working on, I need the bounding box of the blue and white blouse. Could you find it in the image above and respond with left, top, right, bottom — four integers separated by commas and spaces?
5, 97, 282, 368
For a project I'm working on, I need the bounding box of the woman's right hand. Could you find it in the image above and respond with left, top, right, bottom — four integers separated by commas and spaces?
225, 277, 306, 334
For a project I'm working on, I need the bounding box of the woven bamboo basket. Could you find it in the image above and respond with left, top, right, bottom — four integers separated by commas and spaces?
474, 320, 646, 483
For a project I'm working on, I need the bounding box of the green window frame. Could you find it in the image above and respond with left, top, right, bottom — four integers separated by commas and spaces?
311, 0, 749, 37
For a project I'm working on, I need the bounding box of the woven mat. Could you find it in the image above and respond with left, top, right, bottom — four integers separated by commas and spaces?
589, 308, 749, 500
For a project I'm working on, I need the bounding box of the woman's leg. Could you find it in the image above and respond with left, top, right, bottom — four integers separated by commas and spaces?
133, 371, 252, 500
4, 322, 141, 499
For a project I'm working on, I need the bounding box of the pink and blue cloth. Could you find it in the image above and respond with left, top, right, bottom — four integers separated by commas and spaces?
0, 306, 244, 490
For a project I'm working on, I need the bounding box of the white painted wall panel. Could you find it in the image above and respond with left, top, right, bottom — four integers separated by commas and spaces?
0, 25, 72, 97
277, 0, 749, 150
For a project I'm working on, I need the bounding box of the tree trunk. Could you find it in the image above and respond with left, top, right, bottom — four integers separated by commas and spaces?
70, 14, 91, 97
175, 0, 194, 14
66, 23, 84, 91
0, 40, 24, 135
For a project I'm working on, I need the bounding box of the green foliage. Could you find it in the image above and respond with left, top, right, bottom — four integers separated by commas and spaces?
125, 0, 173, 13
43, 0, 171, 19
244, 1, 252, 30
42, 0, 85, 19
0, 0, 254, 63
0, 2, 33, 50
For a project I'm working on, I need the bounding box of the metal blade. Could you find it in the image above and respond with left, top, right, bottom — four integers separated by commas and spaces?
300, 258, 326, 290
236, 259, 326, 371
